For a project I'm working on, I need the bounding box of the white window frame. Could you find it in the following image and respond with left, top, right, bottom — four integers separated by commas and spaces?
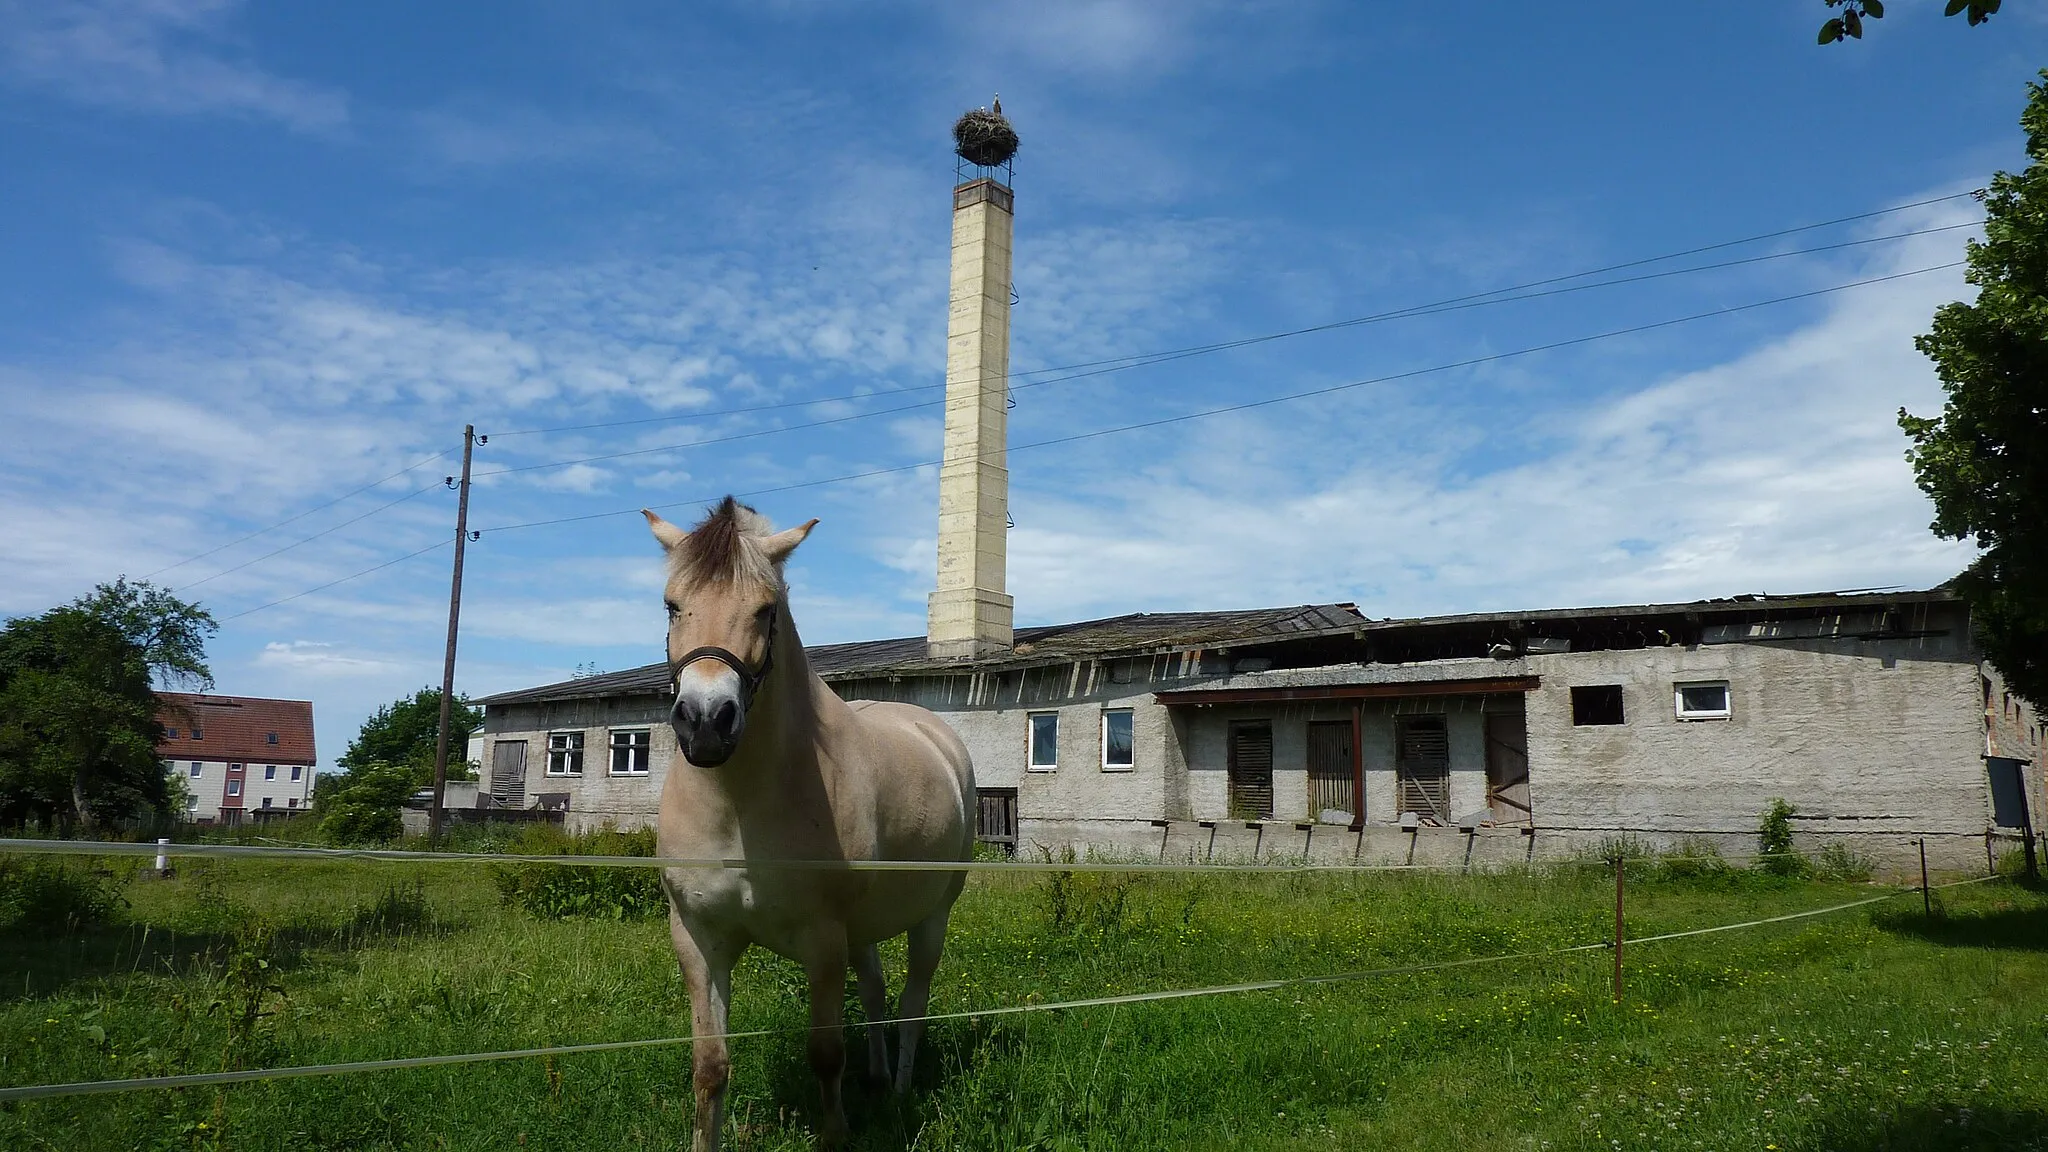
290, 765, 302, 781
264, 765, 276, 780
288, 797, 299, 809
189, 762, 203, 778
1027, 712, 1059, 772
1674, 680, 1732, 721
609, 729, 652, 776
226, 780, 241, 797
546, 731, 585, 776
261, 797, 274, 809
1101, 708, 1135, 771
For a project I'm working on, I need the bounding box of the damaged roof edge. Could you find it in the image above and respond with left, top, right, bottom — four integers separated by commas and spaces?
475, 587, 1959, 708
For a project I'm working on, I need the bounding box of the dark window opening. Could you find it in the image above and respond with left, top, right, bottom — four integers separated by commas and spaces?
1571, 685, 1625, 726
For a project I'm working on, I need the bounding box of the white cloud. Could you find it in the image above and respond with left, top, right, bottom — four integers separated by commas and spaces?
255, 640, 402, 677
0, 0, 348, 132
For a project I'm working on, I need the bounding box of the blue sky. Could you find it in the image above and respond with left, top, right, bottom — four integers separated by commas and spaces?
3, 1, 2044, 771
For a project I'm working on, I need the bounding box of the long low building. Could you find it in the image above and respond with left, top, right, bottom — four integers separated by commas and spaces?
474, 587, 2042, 873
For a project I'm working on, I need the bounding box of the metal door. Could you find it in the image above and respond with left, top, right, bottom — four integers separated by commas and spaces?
1306, 720, 1355, 822
1395, 716, 1450, 823
491, 740, 529, 809
1228, 721, 1275, 820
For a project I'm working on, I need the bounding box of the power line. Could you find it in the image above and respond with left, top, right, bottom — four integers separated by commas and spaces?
473, 221, 1978, 482
216, 539, 451, 623
175, 480, 447, 593
480, 190, 1978, 440
475, 259, 1962, 535
141, 449, 452, 581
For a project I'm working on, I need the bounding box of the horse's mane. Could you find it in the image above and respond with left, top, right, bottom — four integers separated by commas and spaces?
675, 496, 780, 589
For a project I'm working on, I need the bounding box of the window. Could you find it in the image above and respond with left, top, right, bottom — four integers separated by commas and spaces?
189, 762, 203, 778
546, 731, 585, 776
226, 780, 241, 797
1027, 712, 1058, 771
190, 726, 203, 740
1675, 680, 1731, 720
266, 732, 278, 745
264, 765, 277, 780
290, 765, 302, 781
288, 798, 299, 809
165, 728, 178, 739
1571, 685, 1625, 726
1101, 709, 1134, 770
610, 729, 651, 775
261, 797, 273, 809
185, 795, 198, 811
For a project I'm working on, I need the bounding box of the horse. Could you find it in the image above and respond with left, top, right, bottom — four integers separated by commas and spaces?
643, 497, 976, 1152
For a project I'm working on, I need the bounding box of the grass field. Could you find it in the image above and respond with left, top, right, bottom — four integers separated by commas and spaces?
1, 847, 2044, 1151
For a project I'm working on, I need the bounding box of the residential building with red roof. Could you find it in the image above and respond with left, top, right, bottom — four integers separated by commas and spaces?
156, 693, 317, 823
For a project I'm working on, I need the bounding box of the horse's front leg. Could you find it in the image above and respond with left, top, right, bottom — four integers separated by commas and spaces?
671, 910, 744, 1152
803, 923, 853, 1148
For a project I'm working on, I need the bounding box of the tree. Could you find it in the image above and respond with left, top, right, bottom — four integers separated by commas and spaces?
1818, 1, 2000, 45
71, 577, 217, 689
0, 608, 166, 830
338, 687, 482, 788
1902, 72, 2048, 710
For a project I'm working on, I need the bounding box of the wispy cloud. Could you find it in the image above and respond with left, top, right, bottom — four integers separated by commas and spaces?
0, 0, 348, 132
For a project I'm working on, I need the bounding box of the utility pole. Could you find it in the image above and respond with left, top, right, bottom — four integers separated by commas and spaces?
429, 425, 477, 845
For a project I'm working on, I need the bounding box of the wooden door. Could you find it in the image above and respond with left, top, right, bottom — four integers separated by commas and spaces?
1485, 711, 1532, 825
1306, 721, 1355, 822
491, 740, 529, 809
976, 788, 1019, 855
1395, 716, 1450, 823
1227, 721, 1274, 820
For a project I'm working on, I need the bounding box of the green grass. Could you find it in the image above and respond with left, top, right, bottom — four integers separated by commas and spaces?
1, 854, 2044, 1151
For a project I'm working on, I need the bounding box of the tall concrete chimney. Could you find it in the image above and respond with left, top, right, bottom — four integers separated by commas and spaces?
928, 104, 1019, 659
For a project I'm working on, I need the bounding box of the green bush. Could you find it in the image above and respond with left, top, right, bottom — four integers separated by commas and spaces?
318, 763, 413, 844
491, 824, 666, 920
1658, 836, 1735, 881
0, 856, 127, 932
1814, 841, 1876, 882
1755, 798, 1812, 879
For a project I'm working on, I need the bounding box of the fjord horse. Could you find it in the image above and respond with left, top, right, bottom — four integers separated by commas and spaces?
644, 498, 974, 1151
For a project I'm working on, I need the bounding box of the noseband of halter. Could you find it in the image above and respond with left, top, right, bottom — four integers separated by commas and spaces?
670, 605, 779, 711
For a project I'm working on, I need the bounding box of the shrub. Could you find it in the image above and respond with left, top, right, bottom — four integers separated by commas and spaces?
1814, 841, 1875, 882
318, 763, 413, 845
492, 824, 666, 920
1658, 837, 1735, 881
0, 856, 126, 932
1755, 798, 1812, 879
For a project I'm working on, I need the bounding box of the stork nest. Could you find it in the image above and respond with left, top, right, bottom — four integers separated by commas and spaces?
953, 109, 1019, 168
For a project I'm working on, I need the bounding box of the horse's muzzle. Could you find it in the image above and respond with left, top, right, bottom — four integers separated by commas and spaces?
673, 692, 745, 767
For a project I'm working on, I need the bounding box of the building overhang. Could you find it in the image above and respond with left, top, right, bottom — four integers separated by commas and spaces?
1154, 675, 1539, 707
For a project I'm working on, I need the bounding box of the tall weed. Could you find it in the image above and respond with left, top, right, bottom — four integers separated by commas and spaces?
0, 856, 126, 931
491, 824, 666, 920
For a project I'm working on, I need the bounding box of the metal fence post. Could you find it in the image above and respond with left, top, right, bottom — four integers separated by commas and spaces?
1919, 838, 1931, 917
1612, 854, 1625, 1004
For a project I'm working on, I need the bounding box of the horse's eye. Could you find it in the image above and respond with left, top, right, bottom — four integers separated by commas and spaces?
756, 605, 776, 624
664, 601, 680, 618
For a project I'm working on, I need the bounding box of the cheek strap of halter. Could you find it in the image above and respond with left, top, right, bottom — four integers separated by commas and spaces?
671, 606, 779, 711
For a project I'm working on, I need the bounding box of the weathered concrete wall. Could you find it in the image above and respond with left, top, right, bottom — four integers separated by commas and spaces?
1523, 639, 1984, 841
478, 694, 671, 833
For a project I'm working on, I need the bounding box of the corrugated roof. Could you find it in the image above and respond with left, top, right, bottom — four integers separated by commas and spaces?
156, 693, 317, 764
477, 603, 1366, 707
475, 588, 1958, 709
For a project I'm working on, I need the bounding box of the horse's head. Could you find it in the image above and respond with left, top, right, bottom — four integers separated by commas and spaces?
643, 497, 816, 767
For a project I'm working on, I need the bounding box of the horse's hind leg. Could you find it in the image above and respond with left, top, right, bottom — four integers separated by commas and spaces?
853, 942, 890, 1086
894, 898, 955, 1093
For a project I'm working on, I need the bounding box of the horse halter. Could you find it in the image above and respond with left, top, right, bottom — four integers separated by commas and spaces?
669, 605, 779, 711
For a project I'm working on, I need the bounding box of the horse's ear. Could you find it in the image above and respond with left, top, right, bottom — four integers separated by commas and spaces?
760, 518, 818, 565
643, 509, 689, 551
